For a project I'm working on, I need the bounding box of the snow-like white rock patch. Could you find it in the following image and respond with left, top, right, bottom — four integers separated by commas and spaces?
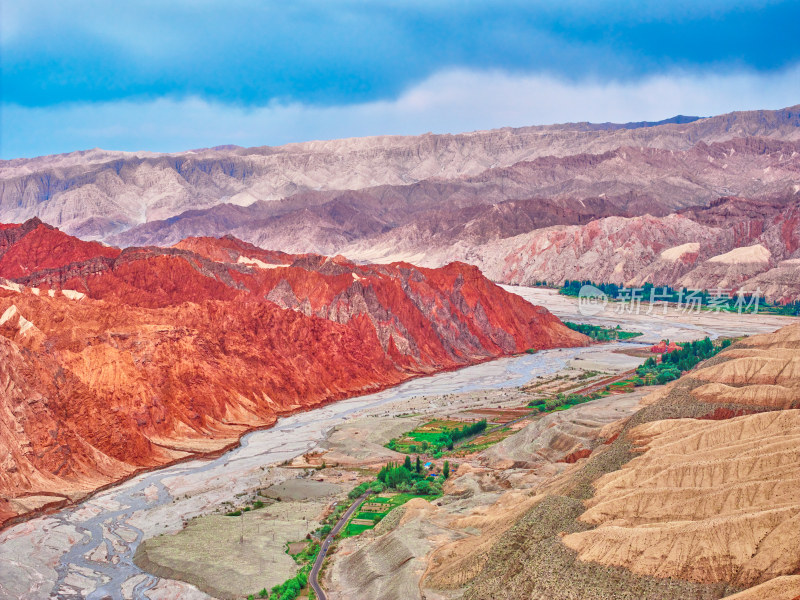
0, 280, 22, 293
62, 290, 86, 300
17, 315, 35, 335
237, 256, 284, 269
660, 242, 700, 261
0, 305, 19, 326
708, 244, 771, 264
0, 305, 35, 335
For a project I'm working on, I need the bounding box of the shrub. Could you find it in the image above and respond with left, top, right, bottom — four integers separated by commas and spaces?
414, 480, 432, 495
545, 396, 563, 411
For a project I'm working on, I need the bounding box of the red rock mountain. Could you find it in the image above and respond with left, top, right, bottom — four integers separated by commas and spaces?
0, 219, 585, 527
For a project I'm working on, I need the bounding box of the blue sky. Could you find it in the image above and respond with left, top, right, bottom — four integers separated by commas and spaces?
2, 0, 800, 158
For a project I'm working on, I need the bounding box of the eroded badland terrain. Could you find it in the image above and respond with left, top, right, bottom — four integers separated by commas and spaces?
2, 105, 800, 600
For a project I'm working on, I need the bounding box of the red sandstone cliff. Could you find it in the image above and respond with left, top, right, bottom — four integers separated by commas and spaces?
0, 220, 586, 527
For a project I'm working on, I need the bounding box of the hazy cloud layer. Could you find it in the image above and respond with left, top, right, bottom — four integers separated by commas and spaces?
4, 67, 799, 158
4, 0, 799, 108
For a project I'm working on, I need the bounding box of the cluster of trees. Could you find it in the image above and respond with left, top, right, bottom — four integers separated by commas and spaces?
529, 337, 732, 418
348, 479, 387, 499
529, 390, 604, 413
560, 280, 621, 298
771, 300, 800, 316
560, 281, 737, 306
254, 570, 308, 600
636, 337, 731, 384
249, 452, 456, 600
559, 281, 800, 315
419, 420, 488, 455
367, 455, 449, 495
564, 322, 642, 341
291, 541, 319, 565
441, 420, 487, 446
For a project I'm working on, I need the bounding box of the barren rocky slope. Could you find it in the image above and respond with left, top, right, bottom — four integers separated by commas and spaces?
114, 134, 800, 254
0, 219, 586, 528
451, 194, 800, 302
462, 324, 800, 599
3, 106, 799, 299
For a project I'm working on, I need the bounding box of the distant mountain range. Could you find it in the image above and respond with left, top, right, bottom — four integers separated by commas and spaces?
2, 105, 799, 299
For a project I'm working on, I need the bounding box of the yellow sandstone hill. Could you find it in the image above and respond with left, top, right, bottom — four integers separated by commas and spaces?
465, 323, 800, 599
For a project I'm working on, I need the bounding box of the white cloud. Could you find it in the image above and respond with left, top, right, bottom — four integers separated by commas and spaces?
3, 66, 800, 158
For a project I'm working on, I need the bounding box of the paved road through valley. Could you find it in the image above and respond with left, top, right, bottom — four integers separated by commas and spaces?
309, 492, 370, 600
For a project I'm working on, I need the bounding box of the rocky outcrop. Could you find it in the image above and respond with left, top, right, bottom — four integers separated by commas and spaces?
0, 220, 586, 528
110, 135, 800, 257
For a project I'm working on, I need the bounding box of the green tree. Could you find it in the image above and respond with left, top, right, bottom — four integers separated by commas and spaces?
443, 460, 450, 479
404, 455, 412, 471
415, 456, 422, 473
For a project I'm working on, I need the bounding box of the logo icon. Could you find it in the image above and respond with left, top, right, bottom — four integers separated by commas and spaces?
577, 285, 608, 316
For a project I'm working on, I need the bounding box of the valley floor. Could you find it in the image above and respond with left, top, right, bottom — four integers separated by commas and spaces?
0, 289, 795, 600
